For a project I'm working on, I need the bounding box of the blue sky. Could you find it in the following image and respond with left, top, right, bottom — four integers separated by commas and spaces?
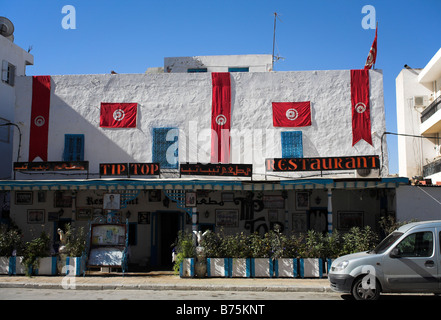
3, 0, 441, 174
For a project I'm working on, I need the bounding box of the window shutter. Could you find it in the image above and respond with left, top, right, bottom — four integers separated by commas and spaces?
281, 131, 303, 158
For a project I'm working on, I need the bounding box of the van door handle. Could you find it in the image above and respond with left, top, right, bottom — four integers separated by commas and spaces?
425, 260, 435, 267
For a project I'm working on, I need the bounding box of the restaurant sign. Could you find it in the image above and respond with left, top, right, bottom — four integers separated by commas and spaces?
265, 155, 380, 172
100, 163, 160, 177
14, 161, 89, 171
180, 163, 252, 177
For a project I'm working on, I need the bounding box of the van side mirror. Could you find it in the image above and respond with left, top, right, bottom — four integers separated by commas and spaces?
390, 248, 401, 258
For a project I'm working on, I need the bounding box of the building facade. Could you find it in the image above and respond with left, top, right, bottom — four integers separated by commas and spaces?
0, 28, 34, 179
396, 48, 441, 181
1, 53, 409, 269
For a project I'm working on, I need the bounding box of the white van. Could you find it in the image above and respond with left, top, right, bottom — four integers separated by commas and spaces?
328, 220, 441, 300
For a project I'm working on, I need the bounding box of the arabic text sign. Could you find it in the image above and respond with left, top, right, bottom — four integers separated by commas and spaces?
14, 161, 89, 171
180, 163, 252, 177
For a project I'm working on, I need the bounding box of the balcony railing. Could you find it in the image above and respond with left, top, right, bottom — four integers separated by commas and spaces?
423, 157, 441, 177
421, 95, 441, 123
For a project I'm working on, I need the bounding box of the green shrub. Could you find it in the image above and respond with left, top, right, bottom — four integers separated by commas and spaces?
172, 231, 196, 274
22, 231, 51, 276
64, 224, 87, 257
0, 224, 24, 256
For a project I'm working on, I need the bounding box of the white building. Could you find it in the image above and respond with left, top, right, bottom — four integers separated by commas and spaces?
0, 18, 34, 179
396, 48, 441, 181
1, 52, 410, 269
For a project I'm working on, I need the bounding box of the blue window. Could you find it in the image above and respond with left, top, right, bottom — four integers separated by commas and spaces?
63, 134, 85, 161
281, 131, 303, 158
152, 128, 179, 169
228, 67, 249, 72
187, 68, 207, 73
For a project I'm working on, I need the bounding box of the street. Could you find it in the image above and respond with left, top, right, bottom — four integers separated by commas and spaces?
0, 287, 341, 300
1, 287, 440, 301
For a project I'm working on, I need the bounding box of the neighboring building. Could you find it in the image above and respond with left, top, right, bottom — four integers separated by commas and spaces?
164, 54, 272, 73
396, 48, 441, 181
2, 50, 410, 269
0, 21, 34, 179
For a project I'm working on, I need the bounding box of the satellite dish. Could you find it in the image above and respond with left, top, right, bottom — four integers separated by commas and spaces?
0, 17, 14, 38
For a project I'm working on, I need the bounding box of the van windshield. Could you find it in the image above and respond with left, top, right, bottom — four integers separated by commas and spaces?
371, 232, 403, 254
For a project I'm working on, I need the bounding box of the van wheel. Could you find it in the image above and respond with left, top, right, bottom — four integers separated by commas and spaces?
351, 276, 381, 300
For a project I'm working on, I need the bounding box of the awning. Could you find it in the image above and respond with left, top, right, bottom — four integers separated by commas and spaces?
0, 177, 409, 191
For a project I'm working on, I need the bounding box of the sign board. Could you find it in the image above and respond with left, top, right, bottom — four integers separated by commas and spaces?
265, 155, 380, 172
180, 163, 252, 177
100, 163, 160, 177
14, 161, 89, 172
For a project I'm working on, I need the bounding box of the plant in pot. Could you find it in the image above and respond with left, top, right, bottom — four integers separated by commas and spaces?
59, 224, 88, 276
22, 231, 53, 276
202, 230, 230, 277
322, 230, 342, 275
298, 230, 326, 278
225, 232, 252, 278
248, 232, 273, 277
273, 232, 304, 278
172, 231, 196, 277
0, 224, 25, 275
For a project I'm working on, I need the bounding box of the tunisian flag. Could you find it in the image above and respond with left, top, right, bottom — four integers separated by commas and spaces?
364, 25, 378, 70
272, 102, 311, 127
351, 69, 372, 146
29, 76, 51, 162
100, 103, 137, 128
211, 73, 231, 163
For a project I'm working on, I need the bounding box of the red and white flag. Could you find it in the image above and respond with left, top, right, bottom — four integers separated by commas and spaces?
211, 72, 231, 163
29, 75, 51, 162
272, 102, 312, 127
364, 25, 378, 70
351, 69, 372, 146
100, 103, 137, 128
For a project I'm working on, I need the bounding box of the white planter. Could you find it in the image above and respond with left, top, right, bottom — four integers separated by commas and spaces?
0, 257, 10, 275
274, 258, 298, 278
299, 258, 323, 278
207, 258, 230, 277
180, 258, 195, 278
1, 256, 26, 275
230, 258, 251, 278
61, 256, 86, 277
251, 258, 273, 278
35, 257, 58, 275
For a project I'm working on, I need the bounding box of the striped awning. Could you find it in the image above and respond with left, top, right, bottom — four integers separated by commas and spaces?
0, 177, 409, 191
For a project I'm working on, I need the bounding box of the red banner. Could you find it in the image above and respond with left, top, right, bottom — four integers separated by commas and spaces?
351, 69, 372, 146
29, 76, 51, 162
272, 102, 311, 127
211, 73, 231, 163
100, 103, 137, 128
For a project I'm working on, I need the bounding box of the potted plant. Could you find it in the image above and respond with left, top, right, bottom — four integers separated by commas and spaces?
273, 232, 303, 278
226, 232, 252, 278
172, 231, 196, 278
22, 231, 56, 276
0, 224, 25, 275
298, 230, 326, 278
59, 224, 88, 276
322, 230, 342, 275
249, 232, 273, 278
203, 230, 230, 277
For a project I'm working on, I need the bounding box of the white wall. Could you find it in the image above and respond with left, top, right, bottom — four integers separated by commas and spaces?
0, 34, 33, 179
396, 185, 441, 222
13, 69, 388, 179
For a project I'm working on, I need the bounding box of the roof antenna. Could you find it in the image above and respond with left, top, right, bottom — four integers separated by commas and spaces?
272, 12, 284, 71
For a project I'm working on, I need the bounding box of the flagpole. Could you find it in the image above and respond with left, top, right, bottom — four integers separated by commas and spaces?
272, 12, 277, 71
373, 22, 378, 70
